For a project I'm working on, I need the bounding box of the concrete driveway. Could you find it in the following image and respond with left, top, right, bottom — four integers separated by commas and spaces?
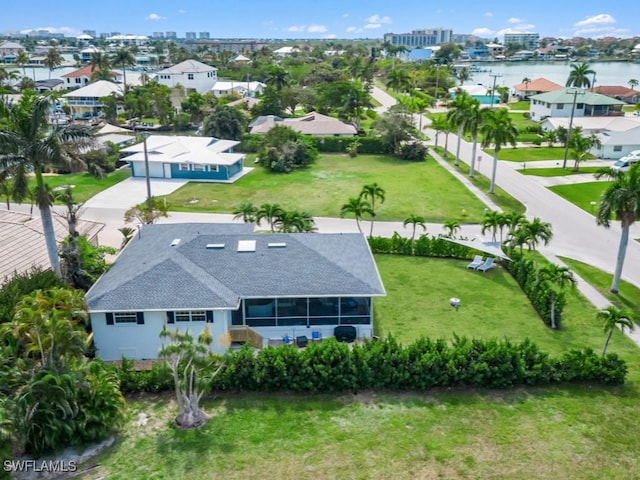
83, 177, 188, 210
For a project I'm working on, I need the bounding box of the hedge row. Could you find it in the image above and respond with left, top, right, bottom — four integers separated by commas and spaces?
112, 336, 627, 394
368, 233, 475, 258
504, 255, 566, 328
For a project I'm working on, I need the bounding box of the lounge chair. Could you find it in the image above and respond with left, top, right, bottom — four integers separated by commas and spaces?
467, 255, 484, 269
476, 257, 495, 273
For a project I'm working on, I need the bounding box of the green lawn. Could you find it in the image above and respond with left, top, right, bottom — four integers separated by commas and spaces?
486, 147, 584, 162
518, 167, 602, 177
83, 254, 640, 480
32, 169, 131, 204
434, 147, 526, 214
508, 101, 530, 111
164, 154, 488, 223
548, 181, 612, 214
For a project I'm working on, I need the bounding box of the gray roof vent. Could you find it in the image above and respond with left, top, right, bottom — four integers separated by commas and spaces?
237, 240, 256, 252
267, 242, 287, 248
170, 238, 181, 247
206, 243, 225, 249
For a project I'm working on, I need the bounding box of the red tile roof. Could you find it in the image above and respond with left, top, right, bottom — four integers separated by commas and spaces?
590, 85, 637, 97
61, 65, 118, 79
513, 77, 563, 92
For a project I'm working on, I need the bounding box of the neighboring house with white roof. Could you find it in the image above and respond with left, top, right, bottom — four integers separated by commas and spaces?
0, 210, 103, 285
0, 41, 25, 63
211, 80, 265, 97
593, 126, 640, 159
249, 112, 357, 136
119, 135, 247, 182
61, 64, 122, 89
273, 46, 299, 57
80, 45, 104, 63
154, 59, 218, 93
85, 223, 386, 360
62, 80, 123, 118
529, 87, 625, 121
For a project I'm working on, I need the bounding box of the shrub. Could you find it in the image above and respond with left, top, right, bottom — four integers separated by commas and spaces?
399, 141, 429, 161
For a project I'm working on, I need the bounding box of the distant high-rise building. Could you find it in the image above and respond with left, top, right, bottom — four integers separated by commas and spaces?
153, 32, 165, 39
100, 33, 109, 39
383, 27, 453, 48
110, 32, 121, 37
186, 32, 197, 40
166, 31, 177, 39
83, 30, 97, 38
504, 32, 539, 50
199, 32, 210, 39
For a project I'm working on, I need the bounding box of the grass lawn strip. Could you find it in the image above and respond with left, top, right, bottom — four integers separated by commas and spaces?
518, 167, 602, 177
164, 154, 488, 223
548, 181, 612, 214
32, 168, 131, 204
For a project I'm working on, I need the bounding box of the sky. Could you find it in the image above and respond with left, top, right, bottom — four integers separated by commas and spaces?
2, 0, 639, 40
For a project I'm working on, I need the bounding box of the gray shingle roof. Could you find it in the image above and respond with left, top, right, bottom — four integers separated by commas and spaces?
86, 223, 385, 312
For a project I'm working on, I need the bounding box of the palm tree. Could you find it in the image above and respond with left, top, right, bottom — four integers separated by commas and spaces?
385, 69, 410, 93
265, 65, 289, 91
521, 77, 531, 99
539, 264, 576, 329
232, 201, 258, 223
569, 130, 600, 172
504, 211, 525, 237
447, 91, 473, 167
275, 210, 316, 233
89, 51, 112, 80
430, 115, 450, 149
521, 217, 553, 281
256, 203, 284, 232
403, 214, 426, 243
629, 79, 639, 90
465, 99, 484, 178
15, 50, 30, 78
566, 62, 596, 88
340, 197, 373, 234
480, 108, 518, 194
442, 220, 460, 237
360, 183, 385, 237
598, 306, 634, 355
113, 47, 136, 91
594, 163, 640, 293
481, 210, 502, 243
457, 67, 471, 86
0, 93, 92, 277
43, 48, 63, 80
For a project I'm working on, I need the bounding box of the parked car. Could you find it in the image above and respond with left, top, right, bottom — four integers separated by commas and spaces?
611, 150, 640, 172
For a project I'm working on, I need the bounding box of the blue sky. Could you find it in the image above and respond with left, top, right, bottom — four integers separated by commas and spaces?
2, 1, 639, 40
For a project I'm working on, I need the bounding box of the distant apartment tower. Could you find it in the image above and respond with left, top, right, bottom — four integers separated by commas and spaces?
186, 32, 197, 40
383, 27, 453, 48
504, 32, 540, 50
153, 32, 165, 39
199, 32, 210, 39
166, 31, 177, 39
83, 30, 97, 38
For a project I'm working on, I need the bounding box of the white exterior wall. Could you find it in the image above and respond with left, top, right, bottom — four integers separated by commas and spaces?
530, 101, 585, 120
156, 71, 217, 93
593, 144, 640, 160
91, 310, 231, 361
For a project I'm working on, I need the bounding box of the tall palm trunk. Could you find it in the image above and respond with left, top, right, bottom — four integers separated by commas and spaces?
611, 224, 629, 293
603, 329, 614, 355
550, 291, 556, 329
454, 125, 463, 166
355, 217, 362, 234
369, 199, 376, 237
469, 133, 479, 177
489, 150, 499, 194
444, 132, 449, 157
35, 170, 61, 277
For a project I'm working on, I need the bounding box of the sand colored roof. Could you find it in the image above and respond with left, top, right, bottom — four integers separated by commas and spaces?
0, 209, 103, 284
63, 80, 123, 98
249, 112, 357, 136
513, 77, 563, 92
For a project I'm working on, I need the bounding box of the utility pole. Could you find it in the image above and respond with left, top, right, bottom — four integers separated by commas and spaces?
488, 73, 503, 108
142, 132, 153, 209
562, 88, 585, 169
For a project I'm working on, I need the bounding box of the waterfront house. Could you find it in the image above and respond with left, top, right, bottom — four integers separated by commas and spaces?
119, 135, 247, 182
211, 80, 265, 97
0, 41, 25, 63
86, 223, 385, 360
590, 85, 639, 104
154, 59, 218, 94
512, 77, 562, 100
62, 80, 123, 119
529, 88, 625, 121
61, 65, 122, 89
248, 112, 357, 136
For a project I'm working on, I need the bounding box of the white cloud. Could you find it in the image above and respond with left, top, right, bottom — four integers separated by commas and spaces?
287, 25, 306, 32
507, 17, 522, 24
346, 26, 361, 33
574, 13, 615, 27
308, 24, 327, 33
472, 27, 494, 37
325, 33, 337, 39
343, 13, 349, 18
177, 9, 186, 14
364, 23, 381, 29
145, 13, 165, 21
366, 14, 391, 24
484, 12, 494, 18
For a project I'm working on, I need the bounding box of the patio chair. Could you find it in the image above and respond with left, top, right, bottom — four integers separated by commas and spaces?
476, 257, 495, 273
466, 255, 484, 270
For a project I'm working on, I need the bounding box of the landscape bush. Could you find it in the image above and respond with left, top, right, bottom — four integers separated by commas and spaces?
368, 233, 474, 258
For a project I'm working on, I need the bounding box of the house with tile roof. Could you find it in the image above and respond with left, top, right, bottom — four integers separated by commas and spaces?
512, 77, 563, 100
529, 87, 625, 121
249, 112, 357, 136
119, 135, 248, 182
589, 86, 638, 104
86, 223, 385, 360
154, 59, 218, 93
61, 65, 121, 90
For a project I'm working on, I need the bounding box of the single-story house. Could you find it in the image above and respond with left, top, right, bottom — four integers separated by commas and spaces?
211, 80, 265, 98
62, 80, 123, 119
154, 59, 218, 94
86, 223, 386, 360
119, 135, 248, 182
249, 112, 357, 136
529, 87, 625, 121
61, 64, 122, 89
0, 209, 103, 285
94, 123, 136, 148
512, 77, 563, 100
273, 46, 299, 57
34, 79, 64, 93
593, 126, 640, 159
589, 85, 639, 104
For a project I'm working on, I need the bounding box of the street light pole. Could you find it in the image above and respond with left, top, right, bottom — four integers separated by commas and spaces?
142, 132, 152, 209
562, 88, 585, 169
